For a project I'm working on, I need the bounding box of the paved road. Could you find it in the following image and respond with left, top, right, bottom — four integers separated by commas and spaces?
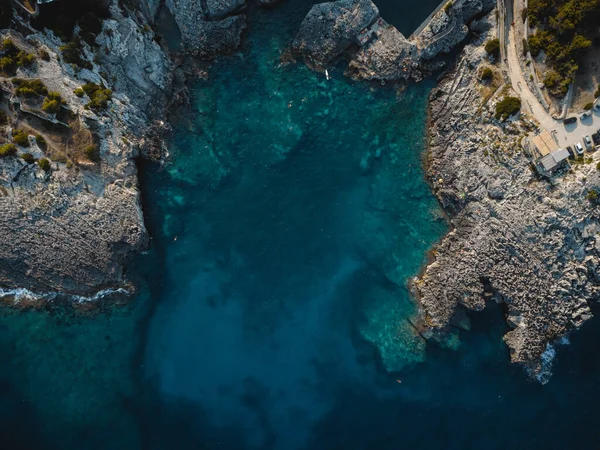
503, 0, 600, 150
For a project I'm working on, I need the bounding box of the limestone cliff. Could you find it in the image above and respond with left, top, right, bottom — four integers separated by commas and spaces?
0, 3, 171, 299
293, 0, 495, 83
416, 14, 600, 382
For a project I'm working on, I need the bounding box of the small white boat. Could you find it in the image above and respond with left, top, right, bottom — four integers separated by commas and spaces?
325, 69, 330, 81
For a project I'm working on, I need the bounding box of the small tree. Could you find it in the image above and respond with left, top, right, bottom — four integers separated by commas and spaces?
0, 143, 17, 157
35, 134, 46, 149
37, 157, 51, 172
587, 189, 599, 204
21, 152, 35, 164
84, 144, 100, 162
495, 96, 522, 121
481, 67, 493, 81
42, 98, 60, 114
485, 39, 501, 58
12, 129, 30, 147
584, 102, 594, 110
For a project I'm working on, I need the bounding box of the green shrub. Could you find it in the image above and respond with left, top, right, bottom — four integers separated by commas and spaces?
35, 134, 46, 148
0, 110, 7, 125
39, 49, 50, 61
46, 91, 63, 102
495, 96, 522, 121
596, 161, 600, 171
74, 87, 84, 97
481, 67, 493, 81
584, 102, 594, 110
21, 152, 35, 164
59, 39, 93, 70
83, 144, 100, 162
587, 189, 599, 203
0, 56, 15, 74
0, 143, 17, 157
16, 50, 35, 67
37, 157, 51, 172
485, 38, 500, 58
12, 78, 48, 96
82, 82, 112, 111
42, 98, 60, 114
522, 38, 529, 55
543, 70, 570, 97
12, 129, 29, 146
1, 38, 16, 53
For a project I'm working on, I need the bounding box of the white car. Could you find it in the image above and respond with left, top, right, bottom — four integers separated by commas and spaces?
581, 110, 592, 120
584, 135, 593, 150
575, 142, 585, 156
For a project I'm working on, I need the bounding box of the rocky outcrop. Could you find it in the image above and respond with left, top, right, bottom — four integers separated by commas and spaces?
294, 0, 494, 82
292, 0, 379, 66
165, 0, 246, 57
413, 0, 495, 60
346, 22, 420, 82
0, 3, 171, 298
415, 19, 600, 382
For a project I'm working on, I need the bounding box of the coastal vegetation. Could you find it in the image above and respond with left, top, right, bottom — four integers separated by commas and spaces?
35, 134, 46, 149
495, 96, 522, 121
0, 39, 36, 75
42, 91, 65, 114
586, 189, 599, 203
84, 144, 100, 162
81, 82, 112, 111
481, 67, 493, 81
21, 152, 35, 164
12, 78, 48, 97
0, 142, 16, 156
37, 157, 51, 172
60, 38, 92, 70
12, 129, 30, 147
527, 0, 599, 97
485, 38, 500, 58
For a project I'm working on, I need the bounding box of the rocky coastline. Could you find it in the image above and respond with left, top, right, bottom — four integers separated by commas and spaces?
1, 0, 597, 381
415, 17, 600, 382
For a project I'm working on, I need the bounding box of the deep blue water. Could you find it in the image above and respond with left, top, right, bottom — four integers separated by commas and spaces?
2, 1, 600, 450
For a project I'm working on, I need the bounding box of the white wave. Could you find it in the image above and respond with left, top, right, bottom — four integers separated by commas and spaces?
0, 286, 130, 305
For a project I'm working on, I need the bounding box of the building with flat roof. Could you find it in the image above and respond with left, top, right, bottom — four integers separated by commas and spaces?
539, 147, 570, 173
531, 130, 558, 159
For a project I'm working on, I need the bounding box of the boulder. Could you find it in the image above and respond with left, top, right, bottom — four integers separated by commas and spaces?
165, 0, 247, 57
293, 0, 379, 66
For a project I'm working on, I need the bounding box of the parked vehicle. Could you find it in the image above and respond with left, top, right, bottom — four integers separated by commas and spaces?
584, 135, 593, 150
594, 101, 600, 112
566, 146, 575, 158
592, 133, 600, 146
564, 116, 577, 124
575, 142, 585, 155
581, 111, 592, 120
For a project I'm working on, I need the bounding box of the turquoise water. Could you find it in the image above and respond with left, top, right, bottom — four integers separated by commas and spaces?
3, 1, 600, 449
